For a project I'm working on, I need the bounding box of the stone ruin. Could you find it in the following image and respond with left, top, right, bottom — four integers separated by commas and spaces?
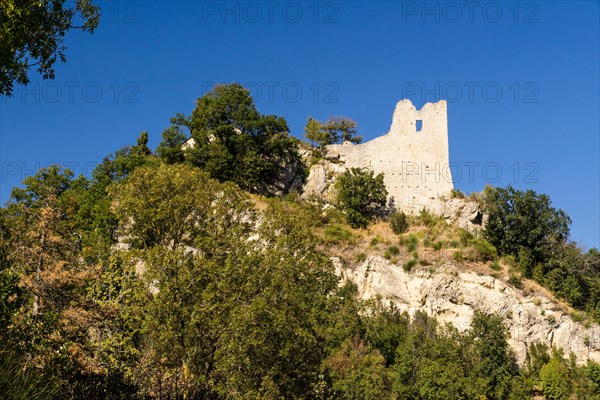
302, 98, 486, 233
304, 99, 453, 211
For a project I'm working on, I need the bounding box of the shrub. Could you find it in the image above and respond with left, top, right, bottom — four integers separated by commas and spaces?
571, 311, 583, 322
389, 212, 409, 234
335, 168, 388, 228
370, 236, 383, 246
458, 229, 473, 247
471, 237, 498, 261
356, 253, 367, 262
403, 259, 418, 272
433, 241, 444, 251
451, 189, 465, 198
387, 245, 399, 256
491, 261, 501, 271
453, 251, 463, 262
406, 234, 418, 252
324, 224, 355, 244
418, 208, 436, 227
508, 273, 523, 289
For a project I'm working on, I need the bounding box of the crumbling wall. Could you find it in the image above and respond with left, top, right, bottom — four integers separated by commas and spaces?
303, 99, 454, 213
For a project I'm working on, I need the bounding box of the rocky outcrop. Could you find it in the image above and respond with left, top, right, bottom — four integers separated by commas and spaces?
440, 197, 487, 235
334, 255, 600, 365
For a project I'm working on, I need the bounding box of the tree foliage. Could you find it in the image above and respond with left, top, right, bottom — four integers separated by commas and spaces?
111, 163, 338, 398
484, 185, 571, 276
335, 168, 388, 228
0, 124, 598, 399
178, 83, 305, 195
0, 0, 100, 96
304, 116, 362, 156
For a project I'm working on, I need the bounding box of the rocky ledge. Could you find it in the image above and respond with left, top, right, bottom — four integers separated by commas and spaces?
334, 255, 600, 365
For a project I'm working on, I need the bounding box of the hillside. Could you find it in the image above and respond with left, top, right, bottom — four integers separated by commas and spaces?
1, 84, 599, 399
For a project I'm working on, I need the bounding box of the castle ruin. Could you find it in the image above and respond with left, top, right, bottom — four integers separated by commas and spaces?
303, 99, 454, 213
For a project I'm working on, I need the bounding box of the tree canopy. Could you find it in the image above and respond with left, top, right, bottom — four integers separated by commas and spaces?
0, 0, 100, 96
335, 168, 388, 228
174, 83, 306, 195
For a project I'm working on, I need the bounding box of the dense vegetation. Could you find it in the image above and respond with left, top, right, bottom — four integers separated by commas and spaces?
1, 85, 599, 399
157, 83, 305, 196
335, 168, 388, 228
484, 186, 600, 320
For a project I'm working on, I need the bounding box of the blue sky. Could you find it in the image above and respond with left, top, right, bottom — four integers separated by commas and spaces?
1, 1, 598, 248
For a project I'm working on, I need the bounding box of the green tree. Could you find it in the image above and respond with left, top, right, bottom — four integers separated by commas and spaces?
322, 116, 362, 144
156, 126, 187, 164
484, 185, 571, 277
335, 168, 387, 228
186, 83, 305, 195
0, 0, 100, 96
468, 311, 521, 399
304, 117, 329, 154
156, 113, 192, 164
540, 351, 572, 400
112, 163, 338, 398
325, 338, 393, 400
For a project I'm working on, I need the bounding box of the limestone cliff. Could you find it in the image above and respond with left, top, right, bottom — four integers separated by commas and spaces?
334, 255, 600, 366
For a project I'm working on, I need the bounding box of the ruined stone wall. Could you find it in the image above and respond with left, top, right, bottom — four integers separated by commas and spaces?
304, 99, 454, 213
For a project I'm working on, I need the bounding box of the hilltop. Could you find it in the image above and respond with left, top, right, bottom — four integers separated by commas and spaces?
1, 84, 599, 399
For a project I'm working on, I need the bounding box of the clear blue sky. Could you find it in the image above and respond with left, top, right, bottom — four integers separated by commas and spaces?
1, 1, 598, 248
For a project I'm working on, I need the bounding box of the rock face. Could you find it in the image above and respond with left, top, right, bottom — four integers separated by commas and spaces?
440, 197, 487, 235
334, 255, 600, 365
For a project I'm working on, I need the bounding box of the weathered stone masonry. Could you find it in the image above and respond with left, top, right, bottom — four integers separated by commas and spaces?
304, 99, 454, 213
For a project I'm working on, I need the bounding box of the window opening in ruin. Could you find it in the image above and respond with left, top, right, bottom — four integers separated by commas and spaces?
416, 120, 423, 132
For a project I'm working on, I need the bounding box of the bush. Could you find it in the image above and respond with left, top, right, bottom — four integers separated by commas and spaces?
508, 273, 523, 289
324, 224, 355, 244
356, 253, 367, 262
370, 236, 383, 246
471, 237, 498, 261
451, 189, 465, 198
406, 234, 418, 252
458, 229, 473, 247
335, 168, 387, 228
384, 245, 400, 259
418, 208, 436, 227
453, 251, 463, 262
403, 259, 418, 272
389, 212, 409, 234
